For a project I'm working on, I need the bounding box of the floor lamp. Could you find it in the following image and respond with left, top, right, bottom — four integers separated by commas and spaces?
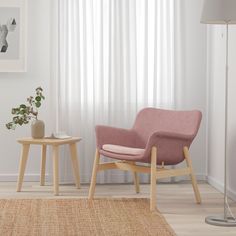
201, 0, 236, 227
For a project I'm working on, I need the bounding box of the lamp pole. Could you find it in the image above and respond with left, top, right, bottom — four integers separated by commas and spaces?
224, 21, 229, 221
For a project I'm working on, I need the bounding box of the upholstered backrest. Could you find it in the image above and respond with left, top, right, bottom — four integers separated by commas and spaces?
133, 107, 202, 146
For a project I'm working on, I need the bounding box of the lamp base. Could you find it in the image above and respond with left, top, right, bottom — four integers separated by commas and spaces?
205, 215, 236, 227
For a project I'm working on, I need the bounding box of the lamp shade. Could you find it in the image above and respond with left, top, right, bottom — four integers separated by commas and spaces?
201, 0, 236, 24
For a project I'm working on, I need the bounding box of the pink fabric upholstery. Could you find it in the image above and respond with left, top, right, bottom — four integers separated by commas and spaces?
95, 107, 202, 165
102, 144, 145, 156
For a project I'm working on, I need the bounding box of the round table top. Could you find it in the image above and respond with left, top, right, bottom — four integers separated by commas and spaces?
17, 137, 82, 145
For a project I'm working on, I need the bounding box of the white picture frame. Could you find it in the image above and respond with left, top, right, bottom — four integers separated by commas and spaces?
0, 0, 27, 72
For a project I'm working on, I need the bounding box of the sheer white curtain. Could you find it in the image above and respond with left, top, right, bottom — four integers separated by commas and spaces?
51, 0, 175, 183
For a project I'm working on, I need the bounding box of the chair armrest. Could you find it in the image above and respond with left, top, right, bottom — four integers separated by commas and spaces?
95, 125, 140, 150
143, 131, 194, 165
145, 131, 193, 149
150, 131, 194, 141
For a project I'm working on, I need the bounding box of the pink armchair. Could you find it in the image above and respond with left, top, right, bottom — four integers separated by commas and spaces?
88, 107, 202, 210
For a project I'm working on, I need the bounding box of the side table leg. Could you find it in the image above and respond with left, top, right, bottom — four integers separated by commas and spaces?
52, 145, 59, 196
16, 144, 30, 192
69, 143, 81, 189
40, 145, 47, 186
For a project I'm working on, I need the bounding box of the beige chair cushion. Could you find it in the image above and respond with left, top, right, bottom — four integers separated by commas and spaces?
102, 144, 145, 156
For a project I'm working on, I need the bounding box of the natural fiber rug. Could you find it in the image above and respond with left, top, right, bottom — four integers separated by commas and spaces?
0, 198, 175, 236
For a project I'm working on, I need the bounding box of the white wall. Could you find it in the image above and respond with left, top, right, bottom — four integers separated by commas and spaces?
0, 0, 52, 181
207, 25, 236, 200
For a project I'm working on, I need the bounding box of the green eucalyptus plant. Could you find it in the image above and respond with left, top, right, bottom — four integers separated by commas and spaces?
6, 87, 45, 130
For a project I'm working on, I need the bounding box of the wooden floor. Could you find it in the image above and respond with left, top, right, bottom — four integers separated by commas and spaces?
0, 181, 236, 236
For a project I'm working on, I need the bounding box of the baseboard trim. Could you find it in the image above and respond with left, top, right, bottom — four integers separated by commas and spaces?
0, 174, 50, 182
207, 176, 236, 202
195, 174, 207, 181
0, 173, 206, 183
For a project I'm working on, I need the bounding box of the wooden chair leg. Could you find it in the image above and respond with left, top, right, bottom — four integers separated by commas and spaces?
40, 145, 47, 186
69, 143, 81, 189
88, 149, 100, 199
52, 146, 59, 196
16, 144, 30, 192
127, 161, 140, 193
133, 170, 140, 194
150, 146, 157, 211
183, 146, 201, 204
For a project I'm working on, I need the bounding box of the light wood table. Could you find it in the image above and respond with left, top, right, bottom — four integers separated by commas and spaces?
16, 137, 81, 195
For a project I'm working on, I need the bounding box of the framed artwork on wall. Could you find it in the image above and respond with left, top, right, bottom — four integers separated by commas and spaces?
0, 0, 27, 72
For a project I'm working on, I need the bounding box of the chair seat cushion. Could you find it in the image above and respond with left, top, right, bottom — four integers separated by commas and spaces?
102, 144, 145, 156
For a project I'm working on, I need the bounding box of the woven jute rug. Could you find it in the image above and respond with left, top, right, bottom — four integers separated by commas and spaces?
0, 198, 175, 236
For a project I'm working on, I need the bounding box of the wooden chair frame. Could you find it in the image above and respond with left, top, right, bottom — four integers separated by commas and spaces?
88, 146, 201, 211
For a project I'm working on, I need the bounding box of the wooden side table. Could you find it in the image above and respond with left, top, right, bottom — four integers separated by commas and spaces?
16, 137, 81, 195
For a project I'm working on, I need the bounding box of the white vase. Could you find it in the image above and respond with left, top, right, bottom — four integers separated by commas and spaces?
31, 120, 45, 139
